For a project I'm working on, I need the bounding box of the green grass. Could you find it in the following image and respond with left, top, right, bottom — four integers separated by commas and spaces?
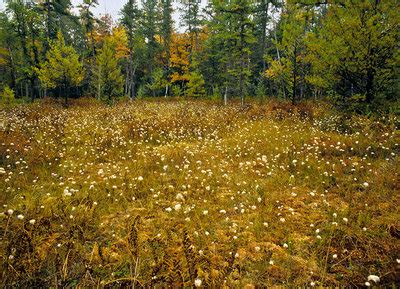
0, 99, 399, 287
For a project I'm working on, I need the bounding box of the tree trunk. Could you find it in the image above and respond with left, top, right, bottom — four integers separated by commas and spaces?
7, 47, 17, 91
165, 84, 169, 98
224, 86, 228, 106
274, 28, 286, 100
365, 68, 374, 103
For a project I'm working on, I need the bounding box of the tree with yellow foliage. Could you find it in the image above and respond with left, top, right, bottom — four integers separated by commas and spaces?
35, 32, 84, 104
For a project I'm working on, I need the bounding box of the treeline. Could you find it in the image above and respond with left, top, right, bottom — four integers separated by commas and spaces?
0, 0, 399, 110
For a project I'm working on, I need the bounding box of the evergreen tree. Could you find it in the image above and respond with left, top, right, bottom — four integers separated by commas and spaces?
141, 0, 161, 96
266, 2, 313, 104
36, 32, 84, 103
121, 0, 141, 98
205, 0, 256, 105
160, 0, 173, 96
94, 37, 124, 102
180, 0, 202, 57
305, 0, 399, 106
6, 0, 42, 100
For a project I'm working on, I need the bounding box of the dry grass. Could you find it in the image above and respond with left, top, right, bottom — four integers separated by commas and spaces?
0, 99, 399, 287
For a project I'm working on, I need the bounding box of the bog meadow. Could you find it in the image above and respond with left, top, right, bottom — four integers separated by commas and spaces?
1, 0, 399, 288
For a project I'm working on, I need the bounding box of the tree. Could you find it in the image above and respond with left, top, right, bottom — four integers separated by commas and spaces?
1, 85, 15, 105
78, 0, 98, 57
160, 0, 173, 96
36, 32, 84, 104
0, 12, 17, 90
141, 0, 161, 95
180, 0, 202, 59
186, 70, 206, 98
38, 0, 74, 52
205, 0, 256, 105
252, 0, 282, 97
305, 0, 400, 106
121, 0, 141, 98
6, 0, 42, 101
94, 37, 124, 102
266, 3, 310, 104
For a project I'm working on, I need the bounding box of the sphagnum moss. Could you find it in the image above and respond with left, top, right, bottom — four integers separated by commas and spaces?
0, 99, 399, 287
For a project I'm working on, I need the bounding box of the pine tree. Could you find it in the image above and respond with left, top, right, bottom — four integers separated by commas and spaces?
141, 0, 161, 96
305, 0, 399, 106
266, 3, 310, 104
160, 0, 173, 96
36, 32, 84, 104
180, 0, 202, 57
94, 37, 124, 102
121, 0, 141, 98
205, 0, 256, 105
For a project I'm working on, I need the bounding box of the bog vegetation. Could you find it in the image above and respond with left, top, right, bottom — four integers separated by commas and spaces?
0, 99, 399, 287
0, 0, 399, 287
0, 0, 399, 112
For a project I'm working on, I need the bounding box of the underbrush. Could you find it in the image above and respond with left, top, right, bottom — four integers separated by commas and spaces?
0, 99, 399, 287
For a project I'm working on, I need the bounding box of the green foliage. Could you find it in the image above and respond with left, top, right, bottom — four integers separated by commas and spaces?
266, 4, 310, 103
36, 32, 84, 91
94, 37, 124, 102
204, 0, 256, 103
255, 81, 267, 99
305, 0, 400, 106
1, 85, 15, 105
186, 70, 205, 98
146, 67, 167, 97
0, 0, 398, 111
171, 84, 183, 97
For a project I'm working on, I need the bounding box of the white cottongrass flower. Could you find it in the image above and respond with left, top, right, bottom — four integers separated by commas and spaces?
279, 217, 286, 223
283, 243, 288, 248
203, 210, 208, 215
63, 188, 72, 197
29, 219, 36, 225
310, 281, 316, 287
255, 246, 261, 252
363, 182, 369, 187
17, 214, 24, 220
7, 209, 14, 216
174, 203, 182, 211
176, 193, 184, 201
219, 209, 226, 214
365, 281, 371, 287
165, 207, 172, 212
332, 254, 338, 259
343, 217, 348, 223
367, 275, 380, 283
194, 278, 202, 287
138, 176, 144, 181
263, 222, 269, 227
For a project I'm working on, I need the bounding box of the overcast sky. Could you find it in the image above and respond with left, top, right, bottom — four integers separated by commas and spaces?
0, 0, 209, 30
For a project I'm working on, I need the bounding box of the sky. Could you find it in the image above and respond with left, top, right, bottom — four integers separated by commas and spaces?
0, 0, 209, 30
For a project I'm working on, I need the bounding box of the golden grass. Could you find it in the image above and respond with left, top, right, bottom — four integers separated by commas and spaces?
0, 99, 399, 287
